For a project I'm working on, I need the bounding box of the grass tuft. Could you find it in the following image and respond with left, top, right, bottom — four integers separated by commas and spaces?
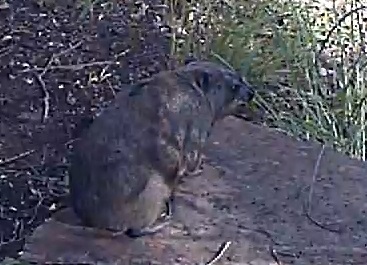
166, 0, 367, 160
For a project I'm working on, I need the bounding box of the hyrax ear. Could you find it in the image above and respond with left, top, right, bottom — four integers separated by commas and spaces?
184, 55, 198, 65
193, 69, 210, 89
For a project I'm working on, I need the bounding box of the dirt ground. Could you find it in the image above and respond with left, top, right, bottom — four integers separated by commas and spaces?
0, 0, 172, 260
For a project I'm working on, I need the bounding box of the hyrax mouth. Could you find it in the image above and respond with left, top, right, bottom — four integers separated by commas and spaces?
229, 84, 256, 116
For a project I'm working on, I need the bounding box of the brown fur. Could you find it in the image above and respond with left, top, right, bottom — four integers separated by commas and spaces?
68, 60, 255, 237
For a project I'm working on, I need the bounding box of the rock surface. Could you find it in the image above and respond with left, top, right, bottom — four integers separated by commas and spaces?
21, 117, 367, 264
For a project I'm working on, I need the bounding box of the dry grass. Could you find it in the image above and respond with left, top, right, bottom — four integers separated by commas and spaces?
164, 0, 367, 161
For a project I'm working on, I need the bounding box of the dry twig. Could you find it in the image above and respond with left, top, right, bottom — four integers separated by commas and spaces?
239, 224, 298, 264
269, 245, 282, 265
26, 192, 45, 225
30, 41, 84, 122
201, 241, 232, 265
304, 144, 342, 233
269, 244, 301, 265
0, 149, 36, 166
33, 72, 50, 122
21, 60, 119, 73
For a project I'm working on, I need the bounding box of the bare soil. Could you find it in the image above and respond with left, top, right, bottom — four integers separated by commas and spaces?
0, 0, 171, 260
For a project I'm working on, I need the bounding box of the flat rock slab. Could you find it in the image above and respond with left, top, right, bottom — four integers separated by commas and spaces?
21, 117, 367, 264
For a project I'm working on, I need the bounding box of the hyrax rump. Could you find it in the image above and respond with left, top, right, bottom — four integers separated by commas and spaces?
68, 60, 255, 238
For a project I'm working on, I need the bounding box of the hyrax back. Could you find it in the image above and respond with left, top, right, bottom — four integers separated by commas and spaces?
68, 60, 255, 237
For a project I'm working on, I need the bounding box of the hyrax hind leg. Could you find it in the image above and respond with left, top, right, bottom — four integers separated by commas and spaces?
124, 199, 172, 238
110, 171, 172, 238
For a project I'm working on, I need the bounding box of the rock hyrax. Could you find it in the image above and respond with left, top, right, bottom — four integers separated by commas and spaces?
68, 60, 255, 237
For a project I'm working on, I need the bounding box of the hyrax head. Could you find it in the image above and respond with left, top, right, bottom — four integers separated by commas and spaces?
181, 59, 255, 120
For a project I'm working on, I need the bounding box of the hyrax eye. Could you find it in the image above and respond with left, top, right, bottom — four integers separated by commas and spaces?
232, 83, 242, 92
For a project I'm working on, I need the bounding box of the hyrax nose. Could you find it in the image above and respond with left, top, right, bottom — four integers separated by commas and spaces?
239, 82, 255, 103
